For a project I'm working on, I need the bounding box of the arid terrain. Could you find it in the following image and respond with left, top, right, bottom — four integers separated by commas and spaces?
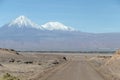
0, 48, 120, 80
0, 48, 67, 80
89, 50, 120, 80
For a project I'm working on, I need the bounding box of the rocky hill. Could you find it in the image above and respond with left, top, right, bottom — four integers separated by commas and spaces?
0, 48, 19, 55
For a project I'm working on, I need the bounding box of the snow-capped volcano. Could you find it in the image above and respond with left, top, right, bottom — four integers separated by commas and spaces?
8, 15, 42, 29
41, 22, 76, 31
1, 15, 120, 51
5, 15, 76, 31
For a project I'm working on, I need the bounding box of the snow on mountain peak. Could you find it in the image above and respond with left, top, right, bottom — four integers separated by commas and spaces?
8, 15, 42, 29
41, 22, 76, 31
6, 15, 76, 31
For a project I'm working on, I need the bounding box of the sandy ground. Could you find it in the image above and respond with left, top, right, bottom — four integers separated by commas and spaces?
88, 51, 120, 80
41, 55, 105, 80
0, 50, 67, 80
0, 49, 119, 80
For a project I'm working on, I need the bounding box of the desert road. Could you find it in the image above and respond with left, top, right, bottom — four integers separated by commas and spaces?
43, 55, 104, 80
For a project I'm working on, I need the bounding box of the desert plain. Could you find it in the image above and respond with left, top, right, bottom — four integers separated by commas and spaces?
0, 48, 120, 80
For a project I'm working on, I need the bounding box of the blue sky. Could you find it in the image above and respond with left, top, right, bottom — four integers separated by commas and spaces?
0, 0, 120, 33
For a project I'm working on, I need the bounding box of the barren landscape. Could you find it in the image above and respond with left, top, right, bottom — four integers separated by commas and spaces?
0, 49, 67, 80
1, 0, 120, 80
1, 48, 120, 80
89, 50, 120, 80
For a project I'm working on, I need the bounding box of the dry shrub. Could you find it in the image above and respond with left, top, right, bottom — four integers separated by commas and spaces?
1, 73, 20, 80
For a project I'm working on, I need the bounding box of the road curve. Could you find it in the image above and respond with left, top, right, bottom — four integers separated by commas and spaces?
43, 55, 104, 80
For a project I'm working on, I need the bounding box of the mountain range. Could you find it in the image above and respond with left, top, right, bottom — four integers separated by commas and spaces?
0, 15, 120, 51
